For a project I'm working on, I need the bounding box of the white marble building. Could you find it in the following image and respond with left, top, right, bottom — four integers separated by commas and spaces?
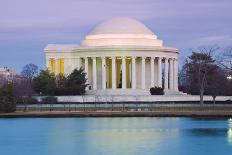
44, 18, 179, 95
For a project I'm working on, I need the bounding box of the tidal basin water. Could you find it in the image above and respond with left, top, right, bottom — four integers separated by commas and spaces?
1, 117, 232, 155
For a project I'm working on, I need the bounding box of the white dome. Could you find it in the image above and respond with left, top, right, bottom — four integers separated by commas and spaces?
81, 17, 163, 47
89, 17, 155, 35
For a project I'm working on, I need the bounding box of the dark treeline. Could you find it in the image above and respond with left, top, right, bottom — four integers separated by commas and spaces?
32, 68, 87, 96
0, 65, 87, 112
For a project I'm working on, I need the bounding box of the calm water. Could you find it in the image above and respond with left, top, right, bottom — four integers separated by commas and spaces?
1, 117, 232, 155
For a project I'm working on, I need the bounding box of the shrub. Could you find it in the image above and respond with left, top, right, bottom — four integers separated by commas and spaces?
0, 96, 16, 113
150, 87, 164, 95
0, 85, 16, 113
41, 96, 57, 104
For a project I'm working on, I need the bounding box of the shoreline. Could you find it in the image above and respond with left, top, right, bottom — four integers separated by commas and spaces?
1, 111, 232, 118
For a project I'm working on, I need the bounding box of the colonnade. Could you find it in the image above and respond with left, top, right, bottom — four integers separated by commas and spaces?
48, 56, 178, 91
81, 56, 177, 91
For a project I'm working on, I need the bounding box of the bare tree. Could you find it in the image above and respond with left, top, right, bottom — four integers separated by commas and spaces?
21, 64, 38, 81
20, 64, 38, 97
217, 47, 232, 75
183, 46, 219, 106
13, 76, 33, 98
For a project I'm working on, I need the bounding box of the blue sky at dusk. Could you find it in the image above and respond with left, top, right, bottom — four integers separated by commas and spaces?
0, 0, 232, 72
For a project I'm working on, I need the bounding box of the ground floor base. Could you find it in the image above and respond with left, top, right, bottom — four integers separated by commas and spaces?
85, 89, 185, 96
37, 95, 232, 103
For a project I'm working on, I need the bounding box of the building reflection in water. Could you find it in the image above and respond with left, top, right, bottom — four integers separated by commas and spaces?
227, 118, 232, 144
47, 118, 180, 155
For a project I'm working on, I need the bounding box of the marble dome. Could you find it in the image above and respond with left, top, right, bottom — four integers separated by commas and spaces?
81, 17, 163, 47
89, 17, 154, 35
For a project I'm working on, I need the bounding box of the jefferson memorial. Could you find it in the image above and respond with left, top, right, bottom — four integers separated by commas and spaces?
44, 18, 179, 95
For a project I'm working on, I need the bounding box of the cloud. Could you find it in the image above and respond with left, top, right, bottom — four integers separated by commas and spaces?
194, 35, 232, 46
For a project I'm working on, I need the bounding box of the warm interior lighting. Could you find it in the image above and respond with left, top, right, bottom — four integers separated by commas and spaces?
49, 58, 55, 73
227, 75, 232, 80
59, 58, 64, 74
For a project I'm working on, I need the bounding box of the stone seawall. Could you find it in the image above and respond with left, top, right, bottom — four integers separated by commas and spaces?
2, 111, 232, 118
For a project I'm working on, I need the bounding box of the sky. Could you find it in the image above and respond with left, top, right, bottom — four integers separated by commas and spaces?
0, 0, 232, 72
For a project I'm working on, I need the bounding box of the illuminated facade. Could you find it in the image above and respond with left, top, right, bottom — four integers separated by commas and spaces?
44, 18, 179, 94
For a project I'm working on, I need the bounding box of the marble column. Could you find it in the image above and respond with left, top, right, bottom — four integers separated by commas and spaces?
71, 58, 75, 71
164, 58, 169, 90
169, 58, 174, 90
141, 57, 146, 89
112, 57, 116, 89
92, 57, 97, 90
174, 59, 179, 91
46, 57, 49, 70
150, 57, 154, 87
122, 56, 126, 89
158, 57, 162, 88
84, 57, 88, 85
76, 57, 80, 70
132, 56, 136, 89
101, 57, 106, 90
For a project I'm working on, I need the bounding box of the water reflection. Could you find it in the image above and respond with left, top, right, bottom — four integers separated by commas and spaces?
187, 128, 226, 136
227, 128, 232, 144
227, 118, 232, 144
1, 117, 232, 155
47, 118, 181, 155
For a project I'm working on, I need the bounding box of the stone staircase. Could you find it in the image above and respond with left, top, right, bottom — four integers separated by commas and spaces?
164, 90, 188, 96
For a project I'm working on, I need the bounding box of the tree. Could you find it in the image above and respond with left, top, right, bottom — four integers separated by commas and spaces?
21, 64, 38, 80
217, 47, 232, 91
65, 68, 88, 95
56, 73, 67, 89
217, 47, 232, 74
32, 68, 87, 96
0, 83, 16, 113
206, 68, 228, 104
55, 68, 87, 95
183, 47, 219, 105
54, 74, 68, 95
13, 77, 33, 98
32, 69, 56, 95
20, 64, 38, 98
